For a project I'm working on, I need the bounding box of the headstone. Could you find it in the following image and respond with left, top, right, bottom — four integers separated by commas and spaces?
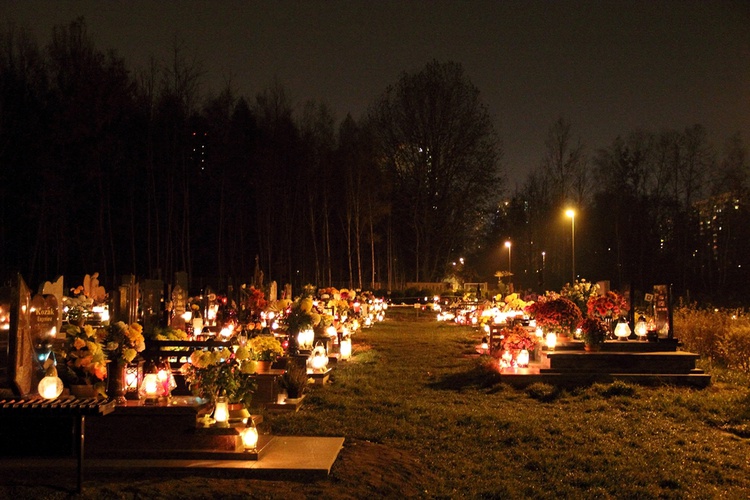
83, 272, 107, 304
0, 286, 12, 397
142, 279, 165, 332
0, 275, 33, 396
170, 284, 187, 330
204, 287, 218, 326
40, 276, 64, 339
653, 284, 672, 339
116, 275, 139, 324
269, 281, 278, 302
174, 271, 189, 295
29, 294, 58, 365
284, 283, 292, 300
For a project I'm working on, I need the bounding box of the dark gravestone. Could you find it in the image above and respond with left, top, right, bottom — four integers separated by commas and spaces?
653, 284, 672, 339
40, 276, 64, 340
116, 275, 139, 324
141, 279, 165, 332
0, 275, 34, 397
30, 294, 59, 388
170, 284, 187, 330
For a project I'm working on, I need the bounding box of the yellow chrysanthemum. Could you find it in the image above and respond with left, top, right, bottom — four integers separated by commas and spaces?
86, 340, 100, 354
122, 348, 137, 363
235, 345, 250, 361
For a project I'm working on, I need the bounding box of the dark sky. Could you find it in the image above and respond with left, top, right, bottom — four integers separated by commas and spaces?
3, 0, 749, 187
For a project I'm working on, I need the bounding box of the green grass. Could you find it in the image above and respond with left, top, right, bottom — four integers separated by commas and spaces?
269, 307, 750, 498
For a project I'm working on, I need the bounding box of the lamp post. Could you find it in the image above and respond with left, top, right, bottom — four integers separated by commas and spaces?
541, 251, 546, 291
504, 240, 512, 292
565, 209, 576, 283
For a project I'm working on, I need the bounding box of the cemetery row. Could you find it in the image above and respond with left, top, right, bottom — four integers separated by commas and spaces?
0, 272, 387, 410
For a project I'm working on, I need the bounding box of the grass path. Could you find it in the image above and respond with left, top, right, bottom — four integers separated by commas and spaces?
272, 308, 750, 498
1, 308, 747, 499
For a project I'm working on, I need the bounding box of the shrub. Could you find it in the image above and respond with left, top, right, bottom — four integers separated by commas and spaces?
718, 324, 750, 373
525, 382, 560, 402
674, 307, 750, 374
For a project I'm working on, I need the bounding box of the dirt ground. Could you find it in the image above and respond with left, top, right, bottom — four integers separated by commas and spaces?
0, 438, 437, 499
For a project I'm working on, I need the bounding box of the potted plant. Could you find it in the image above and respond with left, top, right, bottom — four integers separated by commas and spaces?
500, 325, 537, 358
525, 296, 583, 340
580, 317, 608, 351
58, 323, 108, 397
249, 335, 284, 372
586, 291, 629, 338
279, 360, 309, 402
181, 346, 256, 407
102, 321, 146, 403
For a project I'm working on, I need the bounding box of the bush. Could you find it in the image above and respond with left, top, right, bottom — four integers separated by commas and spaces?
718, 324, 750, 373
674, 307, 750, 374
525, 382, 561, 402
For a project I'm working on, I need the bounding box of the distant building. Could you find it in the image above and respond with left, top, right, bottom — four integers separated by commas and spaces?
693, 192, 741, 261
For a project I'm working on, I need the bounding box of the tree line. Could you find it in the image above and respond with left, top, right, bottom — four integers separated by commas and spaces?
495, 119, 749, 306
0, 19, 501, 294
1, 19, 747, 305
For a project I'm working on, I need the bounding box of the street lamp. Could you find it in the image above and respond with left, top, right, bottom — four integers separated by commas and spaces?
541, 251, 546, 291
565, 209, 576, 283
504, 240, 512, 273
504, 240, 512, 292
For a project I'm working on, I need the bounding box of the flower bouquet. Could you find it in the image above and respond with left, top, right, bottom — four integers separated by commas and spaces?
249, 335, 284, 362
58, 323, 108, 395
525, 296, 582, 336
586, 291, 629, 321
103, 321, 146, 364
561, 279, 600, 318
500, 325, 537, 351
240, 285, 268, 323
580, 317, 608, 350
181, 346, 256, 406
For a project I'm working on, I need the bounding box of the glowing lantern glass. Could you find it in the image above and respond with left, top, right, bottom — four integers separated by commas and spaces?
517, 349, 530, 368
242, 419, 259, 451
124, 363, 143, 394
38, 365, 63, 400
297, 328, 314, 350
139, 373, 162, 404
501, 350, 513, 366
192, 316, 204, 335
156, 362, 177, 399
614, 320, 631, 341
213, 396, 229, 427
340, 337, 352, 360
309, 345, 329, 372
545, 332, 557, 351
635, 319, 648, 341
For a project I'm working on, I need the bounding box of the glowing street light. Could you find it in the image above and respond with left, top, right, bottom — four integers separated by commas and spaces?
504, 240, 512, 292
504, 240, 512, 274
541, 251, 546, 290
565, 209, 576, 282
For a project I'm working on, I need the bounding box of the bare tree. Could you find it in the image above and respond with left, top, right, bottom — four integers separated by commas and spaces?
370, 60, 502, 282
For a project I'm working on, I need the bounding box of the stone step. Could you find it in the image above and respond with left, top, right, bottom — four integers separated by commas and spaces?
547, 338, 680, 352
498, 371, 711, 388
544, 351, 700, 374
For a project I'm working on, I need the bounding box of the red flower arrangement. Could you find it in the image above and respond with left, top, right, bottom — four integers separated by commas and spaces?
586, 291, 629, 321
242, 285, 268, 320
525, 297, 582, 335
500, 325, 537, 351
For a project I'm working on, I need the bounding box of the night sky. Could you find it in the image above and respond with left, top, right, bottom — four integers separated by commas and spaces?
3, 0, 748, 186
